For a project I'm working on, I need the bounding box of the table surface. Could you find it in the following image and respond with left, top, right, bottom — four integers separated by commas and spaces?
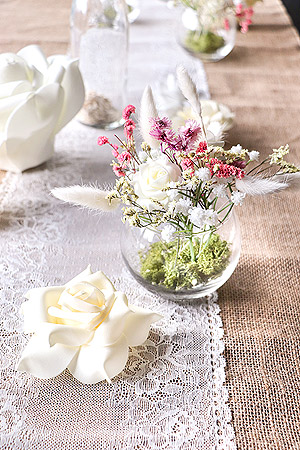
0, 0, 300, 448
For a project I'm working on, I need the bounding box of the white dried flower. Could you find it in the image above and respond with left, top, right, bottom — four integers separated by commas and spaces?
249, 151, 260, 161
138, 151, 148, 163
203, 209, 218, 226
175, 198, 192, 215
195, 167, 211, 182
188, 207, 205, 228
230, 144, 243, 154
161, 224, 175, 243
231, 191, 246, 206
212, 184, 227, 198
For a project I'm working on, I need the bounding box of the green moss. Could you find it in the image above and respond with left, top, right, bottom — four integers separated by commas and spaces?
140, 234, 231, 290
185, 30, 225, 54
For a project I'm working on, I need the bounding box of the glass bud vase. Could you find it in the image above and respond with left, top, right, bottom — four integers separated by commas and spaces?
70, 0, 128, 130
178, 6, 236, 62
121, 212, 241, 301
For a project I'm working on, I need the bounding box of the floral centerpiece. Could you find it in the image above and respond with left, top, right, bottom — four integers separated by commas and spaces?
176, 0, 262, 61
53, 66, 299, 299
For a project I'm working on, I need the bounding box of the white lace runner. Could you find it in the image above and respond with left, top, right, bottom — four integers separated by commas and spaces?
0, 0, 236, 448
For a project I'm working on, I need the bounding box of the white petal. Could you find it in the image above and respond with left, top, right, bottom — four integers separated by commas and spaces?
0, 53, 32, 84
0, 80, 32, 99
38, 323, 92, 347
92, 292, 131, 346
17, 45, 48, 75
2, 83, 64, 172
83, 271, 116, 297
22, 286, 65, 332
124, 305, 162, 346
68, 334, 128, 384
54, 59, 85, 133
0, 91, 31, 133
17, 335, 78, 379
43, 61, 65, 85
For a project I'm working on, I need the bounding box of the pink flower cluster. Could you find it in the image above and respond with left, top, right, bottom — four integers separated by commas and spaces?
235, 3, 254, 33
149, 117, 202, 154
206, 158, 245, 180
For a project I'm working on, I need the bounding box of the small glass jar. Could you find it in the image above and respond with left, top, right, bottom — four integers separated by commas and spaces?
121, 213, 241, 300
178, 5, 236, 62
70, 0, 128, 129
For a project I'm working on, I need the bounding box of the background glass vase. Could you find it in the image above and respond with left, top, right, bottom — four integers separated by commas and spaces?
178, 6, 236, 62
70, 0, 128, 129
121, 212, 241, 300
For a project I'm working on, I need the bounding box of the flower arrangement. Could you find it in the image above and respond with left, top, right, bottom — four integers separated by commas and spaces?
177, 0, 262, 58
52, 66, 299, 295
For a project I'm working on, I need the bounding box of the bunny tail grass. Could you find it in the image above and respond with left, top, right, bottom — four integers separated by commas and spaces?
176, 65, 206, 139
139, 85, 159, 148
236, 176, 289, 196
51, 186, 120, 212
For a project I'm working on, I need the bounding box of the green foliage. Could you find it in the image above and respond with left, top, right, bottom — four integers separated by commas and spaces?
185, 30, 225, 54
140, 233, 231, 290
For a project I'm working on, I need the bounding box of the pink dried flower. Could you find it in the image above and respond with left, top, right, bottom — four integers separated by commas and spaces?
178, 120, 202, 152
112, 148, 119, 158
98, 136, 109, 146
224, 18, 230, 31
206, 158, 245, 180
149, 117, 177, 147
124, 118, 136, 139
196, 141, 208, 153
122, 104, 136, 120
118, 151, 132, 165
113, 165, 126, 177
181, 157, 195, 175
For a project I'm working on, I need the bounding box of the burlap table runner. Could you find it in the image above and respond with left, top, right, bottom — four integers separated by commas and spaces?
0, 0, 299, 448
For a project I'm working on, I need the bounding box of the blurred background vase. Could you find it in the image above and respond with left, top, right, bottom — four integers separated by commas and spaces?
178, 3, 236, 62
126, 0, 140, 23
70, 0, 128, 129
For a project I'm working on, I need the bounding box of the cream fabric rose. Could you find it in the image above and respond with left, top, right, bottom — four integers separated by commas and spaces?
0, 45, 85, 173
131, 156, 181, 210
173, 100, 235, 143
17, 266, 162, 384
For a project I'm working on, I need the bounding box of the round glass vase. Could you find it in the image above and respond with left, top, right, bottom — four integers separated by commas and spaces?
178, 7, 236, 62
121, 212, 241, 301
70, 0, 128, 130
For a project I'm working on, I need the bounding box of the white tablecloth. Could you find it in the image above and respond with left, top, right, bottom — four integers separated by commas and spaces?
0, 1, 236, 448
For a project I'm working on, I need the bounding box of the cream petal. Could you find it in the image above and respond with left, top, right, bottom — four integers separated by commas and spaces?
68, 334, 128, 384
3, 83, 64, 172
92, 292, 131, 346
17, 45, 48, 75
0, 81, 32, 99
54, 59, 85, 133
82, 271, 116, 297
0, 53, 32, 84
37, 323, 92, 347
22, 286, 65, 332
123, 305, 162, 347
0, 91, 31, 133
43, 62, 65, 86
17, 335, 78, 379
48, 305, 100, 326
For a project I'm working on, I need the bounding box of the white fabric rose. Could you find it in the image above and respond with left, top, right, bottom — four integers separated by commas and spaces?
131, 157, 181, 210
17, 266, 162, 384
0, 45, 85, 173
173, 100, 235, 144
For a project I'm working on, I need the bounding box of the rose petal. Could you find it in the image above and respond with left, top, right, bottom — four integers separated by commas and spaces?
68, 334, 128, 384
123, 305, 162, 347
53, 59, 85, 133
82, 271, 116, 298
22, 286, 65, 332
17, 335, 78, 379
0, 91, 31, 133
3, 83, 64, 172
38, 323, 92, 347
0, 81, 32, 99
17, 45, 48, 75
91, 292, 131, 346
65, 265, 93, 287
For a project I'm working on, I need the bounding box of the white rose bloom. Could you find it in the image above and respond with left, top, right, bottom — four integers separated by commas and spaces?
17, 266, 162, 384
131, 157, 181, 210
0, 45, 85, 173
